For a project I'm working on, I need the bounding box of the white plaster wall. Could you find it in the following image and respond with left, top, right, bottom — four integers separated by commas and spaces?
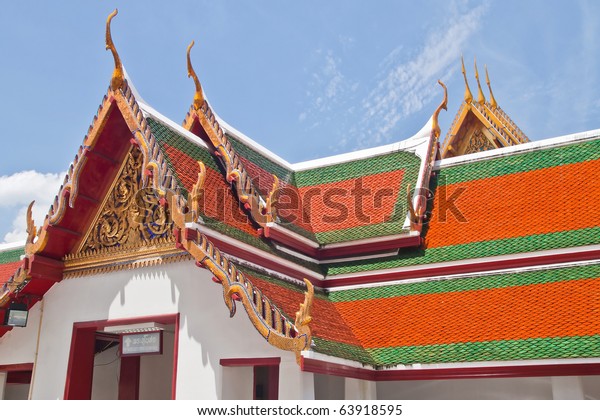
376, 376, 554, 400
582, 376, 600, 399
4, 383, 29, 400
91, 345, 120, 400
221, 366, 254, 400
314, 373, 344, 400
0, 371, 6, 399
0, 304, 42, 365
139, 330, 174, 400
28, 260, 300, 400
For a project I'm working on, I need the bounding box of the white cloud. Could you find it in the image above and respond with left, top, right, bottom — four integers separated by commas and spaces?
300, 49, 357, 125
355, 2, 489, 148
0, 171, 65, 243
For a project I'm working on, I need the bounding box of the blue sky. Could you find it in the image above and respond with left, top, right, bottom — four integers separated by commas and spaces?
1, 0, 599, 242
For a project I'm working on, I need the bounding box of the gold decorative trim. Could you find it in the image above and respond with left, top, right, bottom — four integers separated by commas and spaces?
115, 80, 179, 197
106, 9, 124, 92
44, 144, 89, 228
64, 239, 185, 279
171, 192, 313, 363
181, 60, 273, 230
79, 148, 173, 254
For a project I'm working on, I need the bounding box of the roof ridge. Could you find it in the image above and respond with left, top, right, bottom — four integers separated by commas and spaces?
184, 99, 279, 230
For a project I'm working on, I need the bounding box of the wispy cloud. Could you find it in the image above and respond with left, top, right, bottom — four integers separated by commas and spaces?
0, 170, 65, 243
354, 2, 489, 148
300, 49, 358, 129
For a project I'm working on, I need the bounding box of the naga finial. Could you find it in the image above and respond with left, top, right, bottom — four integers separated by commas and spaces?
461, 55, 473, 104
474, 57, 486, 105
187, 40, 204, 110
26, 201, 37, 245
265, 175, 279, 223
106, 9, 124, 91
485, 64, 498, 109
190, 161, 206, 220
294, 279, 314, 362
431, 80, 448, 139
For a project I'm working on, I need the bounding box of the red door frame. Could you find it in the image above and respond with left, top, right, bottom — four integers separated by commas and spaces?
0, 363, 34, 386
64, 313, 180, 400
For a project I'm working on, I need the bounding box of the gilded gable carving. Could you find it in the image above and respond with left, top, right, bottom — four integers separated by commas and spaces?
80, 147, 173, 253
465, 130, 495, 155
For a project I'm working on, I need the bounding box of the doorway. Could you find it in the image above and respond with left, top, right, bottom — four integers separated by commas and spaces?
64, 314, 179, 400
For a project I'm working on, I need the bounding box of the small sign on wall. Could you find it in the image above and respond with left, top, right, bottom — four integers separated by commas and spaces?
120, 331, 163, 357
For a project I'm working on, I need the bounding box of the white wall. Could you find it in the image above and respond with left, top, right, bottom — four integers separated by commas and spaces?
314, 373, 344, 400
0, 303, 42, 365
582, 376, 600, 399
221, 366, 254, 400
27, 260, 300, 400
377, 376, 554, 399
0, 371, 6, 399
91, 345, 120, 400
4, 383, 29, 400
139, 330, 174, 400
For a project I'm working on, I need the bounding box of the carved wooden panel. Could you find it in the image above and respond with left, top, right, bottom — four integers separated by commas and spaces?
465, 129, 495, 155
80, 148, 172, 253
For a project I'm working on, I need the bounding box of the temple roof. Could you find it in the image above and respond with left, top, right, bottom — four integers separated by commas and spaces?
2, 11, 600, 372
242, 260, 600, 367
325, 131, 600, 279
0, 243, 24, 291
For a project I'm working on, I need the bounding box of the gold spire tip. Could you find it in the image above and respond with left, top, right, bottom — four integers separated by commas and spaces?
484, 64, 498, 109
461, 56, 473, 104
187, 40, 204, 110
474, 57, 486, 105
106, 9, 124, 91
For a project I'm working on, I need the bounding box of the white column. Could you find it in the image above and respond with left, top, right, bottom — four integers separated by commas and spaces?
345, 378, 377, 400
278, 360, 315, 400
551, 376, 584, 400
0, 372, 7, 400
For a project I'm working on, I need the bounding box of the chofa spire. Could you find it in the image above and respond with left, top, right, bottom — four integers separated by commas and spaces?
474, 57, 486, 105
485, 64, 498, 109
461, 56, 473, 104
105, 9, 124, 91
431, 80, 448, 140
186, 40, 205, 110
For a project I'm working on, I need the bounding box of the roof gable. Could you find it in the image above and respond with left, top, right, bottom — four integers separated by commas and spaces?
441, 59, 529, 158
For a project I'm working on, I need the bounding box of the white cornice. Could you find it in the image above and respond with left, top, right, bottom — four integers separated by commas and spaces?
435, 128, 600, 170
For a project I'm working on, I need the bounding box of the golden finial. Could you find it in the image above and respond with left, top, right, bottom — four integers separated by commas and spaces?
187, 40, 204, 110
461, 56, 473, 104
431, 80, 448, 139
485, 65, 498, 109
105, 9, 124, 91
474, 58, 486, 105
